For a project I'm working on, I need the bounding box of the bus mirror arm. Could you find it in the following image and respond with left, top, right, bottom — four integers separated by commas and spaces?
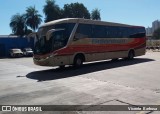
27, 32, 37, 42
46, 29, 65, 41
46, 29, 55, 41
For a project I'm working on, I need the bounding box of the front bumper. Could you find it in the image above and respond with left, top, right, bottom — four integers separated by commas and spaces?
33, 55, 54, 66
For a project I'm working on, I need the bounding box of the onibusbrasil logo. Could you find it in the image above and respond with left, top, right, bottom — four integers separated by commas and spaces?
1, 106, 42, 112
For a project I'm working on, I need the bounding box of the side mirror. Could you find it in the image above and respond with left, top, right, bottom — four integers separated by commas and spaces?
73, 37, 79, 41
73, 34, 81, 41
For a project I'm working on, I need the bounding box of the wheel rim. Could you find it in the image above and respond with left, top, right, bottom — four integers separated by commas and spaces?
76, 58, 82, 66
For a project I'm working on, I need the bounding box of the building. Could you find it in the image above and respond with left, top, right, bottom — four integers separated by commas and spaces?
0, 35, 34, 57
146, 20, 160, 39
152, 20, 160, 32
146, 27, 153, 36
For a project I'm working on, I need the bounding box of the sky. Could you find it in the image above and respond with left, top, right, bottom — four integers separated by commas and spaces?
1, 0, 160, 35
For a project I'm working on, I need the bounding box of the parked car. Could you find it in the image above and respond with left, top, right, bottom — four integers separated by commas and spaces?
23, 48, 33, 57
9, 49, 23, 58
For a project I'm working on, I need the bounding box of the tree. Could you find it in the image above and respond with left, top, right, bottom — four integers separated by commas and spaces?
91, 8, 101, 20
63, 2, 90, 19
153, 28, 160, 39
43, 0, 62, 22
10, 13, 26, 36
25, 6, 42, 31
25, 29, 33, 35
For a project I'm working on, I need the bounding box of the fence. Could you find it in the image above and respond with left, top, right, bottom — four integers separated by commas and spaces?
0, 37, 34, 57
146, 40, 160, 50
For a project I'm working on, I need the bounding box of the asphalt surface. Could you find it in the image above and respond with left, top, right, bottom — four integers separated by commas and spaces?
0, 52, 160, 114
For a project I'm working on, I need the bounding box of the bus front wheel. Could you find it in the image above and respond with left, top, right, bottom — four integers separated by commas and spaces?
59, 65, 65, 69
127, 50, 135, 60
74, 56, 83, 67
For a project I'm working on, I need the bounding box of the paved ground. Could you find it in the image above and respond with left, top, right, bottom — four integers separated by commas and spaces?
0, 52, 160, 114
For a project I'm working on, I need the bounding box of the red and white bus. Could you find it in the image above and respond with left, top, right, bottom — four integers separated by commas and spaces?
31, 18, 146, 67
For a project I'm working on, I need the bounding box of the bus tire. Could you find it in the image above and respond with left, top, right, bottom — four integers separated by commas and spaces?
73, 55, 84, 67
127, 50, 135, 60
111, 58, 118, 61
59, 65, 65, 69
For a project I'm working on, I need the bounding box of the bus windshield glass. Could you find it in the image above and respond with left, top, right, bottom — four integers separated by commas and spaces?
34, 23, 75, 55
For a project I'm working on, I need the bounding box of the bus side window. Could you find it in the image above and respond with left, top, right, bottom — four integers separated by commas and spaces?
121, 27, 129, 38
74, 24, 92, 40
106, 27, 110, 38
92, 25, 106, 38
106, 26, 116, 38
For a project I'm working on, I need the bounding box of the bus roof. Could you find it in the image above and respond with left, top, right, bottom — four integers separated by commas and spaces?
40, 18, 144, 28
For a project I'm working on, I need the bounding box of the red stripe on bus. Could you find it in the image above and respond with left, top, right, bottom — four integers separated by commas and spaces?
34, 38, 146, 58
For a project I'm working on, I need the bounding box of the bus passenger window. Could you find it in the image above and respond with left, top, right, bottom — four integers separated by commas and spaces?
75, 24, 92, 39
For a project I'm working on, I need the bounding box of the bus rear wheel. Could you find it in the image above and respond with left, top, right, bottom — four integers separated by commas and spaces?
74, 56, 83, 67
127, 50, 134, 60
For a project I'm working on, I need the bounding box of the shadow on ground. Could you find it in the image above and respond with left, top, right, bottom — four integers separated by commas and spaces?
26, 58, 154, 82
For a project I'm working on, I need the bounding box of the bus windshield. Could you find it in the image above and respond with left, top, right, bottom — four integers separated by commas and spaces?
34, 23, 75, 55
